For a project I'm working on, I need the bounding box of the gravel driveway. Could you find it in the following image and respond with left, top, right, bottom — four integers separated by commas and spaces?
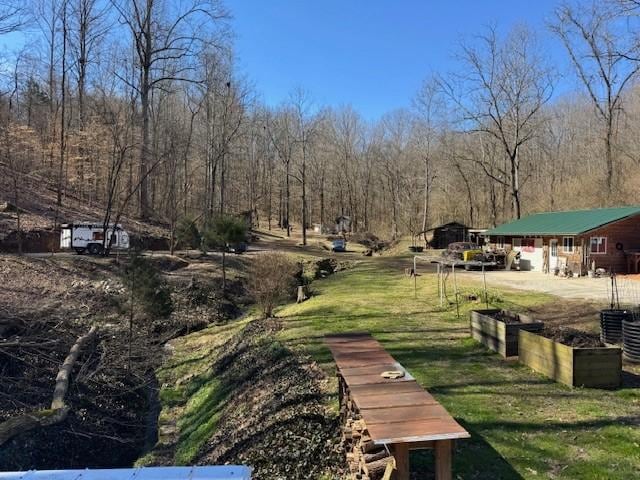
457, 269, 640, 304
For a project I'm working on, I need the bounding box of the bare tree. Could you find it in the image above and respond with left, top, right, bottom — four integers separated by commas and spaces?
290, 88, 321, 246
55, 0, 67, 211
552, 1, 640, 194
2, 54, 34, 255
332, 107, 364, 232
0, 1, 27, 35
111, 0, 227, 219
439, 26, 554, 219
413, 77, 442, 242
379, 110, 413, 240
267, 106, 296, 237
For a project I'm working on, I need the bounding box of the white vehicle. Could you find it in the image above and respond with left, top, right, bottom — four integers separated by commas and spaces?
60, 223, 130, 255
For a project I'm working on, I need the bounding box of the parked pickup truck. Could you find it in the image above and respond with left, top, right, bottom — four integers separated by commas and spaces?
444, 242, 483, 262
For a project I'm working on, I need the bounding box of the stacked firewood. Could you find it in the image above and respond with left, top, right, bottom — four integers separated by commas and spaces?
339, 378, 396, 480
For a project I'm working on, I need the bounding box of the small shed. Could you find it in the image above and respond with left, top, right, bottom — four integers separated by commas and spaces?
430, 222, 468, 249
485, 206, 640, 274
335, 215, 352, 234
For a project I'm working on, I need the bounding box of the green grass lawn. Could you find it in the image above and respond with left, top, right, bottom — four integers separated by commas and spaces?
277, 260, 640, 479
138, 318, 251, 466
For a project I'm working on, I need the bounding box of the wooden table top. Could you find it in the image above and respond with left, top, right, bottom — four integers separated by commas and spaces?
326, 333, 470, 445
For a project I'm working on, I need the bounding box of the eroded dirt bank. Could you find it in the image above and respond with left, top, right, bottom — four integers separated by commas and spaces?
0, 254, 245, 470
144, 319, 344, 479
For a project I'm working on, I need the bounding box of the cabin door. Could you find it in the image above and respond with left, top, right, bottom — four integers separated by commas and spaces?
549, 239, 559, 272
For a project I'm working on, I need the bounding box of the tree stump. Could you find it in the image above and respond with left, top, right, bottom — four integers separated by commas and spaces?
296, 285, 309, 303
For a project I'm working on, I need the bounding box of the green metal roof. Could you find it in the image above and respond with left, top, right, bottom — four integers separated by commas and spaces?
486, 206, 640, 236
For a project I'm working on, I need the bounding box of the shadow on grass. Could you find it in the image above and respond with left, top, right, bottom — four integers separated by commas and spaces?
430, 378, 553, 392
388, 343, 494, 366
428, 414, 638, 479
453, 420, 525, 480
163, 350, 216, 373
282, 326, 469, 344
471, 415, 640, 432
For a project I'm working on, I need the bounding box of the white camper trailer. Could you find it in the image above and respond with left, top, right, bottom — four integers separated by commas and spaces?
60, 223, 130, 255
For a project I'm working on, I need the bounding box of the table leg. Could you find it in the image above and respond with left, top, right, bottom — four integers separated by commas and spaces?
393, 443, 410, 480
435, 439, 452, 480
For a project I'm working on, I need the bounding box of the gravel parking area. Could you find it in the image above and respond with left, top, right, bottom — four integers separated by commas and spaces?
458, 269, 640, 303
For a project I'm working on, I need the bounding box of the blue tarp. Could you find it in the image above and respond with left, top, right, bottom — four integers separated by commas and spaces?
0, 467, 251, 480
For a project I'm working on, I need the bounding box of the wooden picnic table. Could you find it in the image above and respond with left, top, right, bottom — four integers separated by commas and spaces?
326, 333, 469, 480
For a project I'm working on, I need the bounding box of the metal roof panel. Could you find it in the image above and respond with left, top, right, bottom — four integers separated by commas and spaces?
486, 206, 640, 236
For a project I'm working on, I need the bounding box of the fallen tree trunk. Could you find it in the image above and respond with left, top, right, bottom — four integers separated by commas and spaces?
0, 407, 69, 446
52, 326, 97, 409
0, 326, 97, 446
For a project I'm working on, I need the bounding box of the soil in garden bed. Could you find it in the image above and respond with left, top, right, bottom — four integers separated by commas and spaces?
539, 326, 604, 348
491, 311, 523, 324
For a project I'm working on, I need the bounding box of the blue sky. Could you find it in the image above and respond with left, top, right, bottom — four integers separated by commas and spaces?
230, 0, 573, 119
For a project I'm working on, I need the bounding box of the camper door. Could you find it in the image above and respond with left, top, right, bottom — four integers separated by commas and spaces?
60, 227, 72, 248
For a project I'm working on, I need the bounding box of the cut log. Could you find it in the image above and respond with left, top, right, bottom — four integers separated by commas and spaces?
352, 419, 365, 431
0, 408, 69, 446
363, 456, 394, 479
0, 326, 97, 446
363, 449, 389, 463
361, 439, 379, 453
52, 326, 97, 409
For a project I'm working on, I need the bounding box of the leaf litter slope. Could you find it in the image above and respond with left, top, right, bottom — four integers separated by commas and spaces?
144, 318, 344, 479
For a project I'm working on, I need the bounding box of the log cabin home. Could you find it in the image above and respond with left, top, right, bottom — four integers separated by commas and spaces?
484, 206, 640, 274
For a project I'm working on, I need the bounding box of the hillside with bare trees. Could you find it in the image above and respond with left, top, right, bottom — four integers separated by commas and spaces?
3, 1, 640, 478
1, 1, 640, 249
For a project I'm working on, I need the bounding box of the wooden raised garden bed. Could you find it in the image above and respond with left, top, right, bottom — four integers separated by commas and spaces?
470, 309, 544, 357
519, 329, 622, 389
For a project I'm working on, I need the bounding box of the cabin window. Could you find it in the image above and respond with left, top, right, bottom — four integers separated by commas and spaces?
590, 237, 607, 254
521, 238, 536, 253
563, 237, 575, 253
497, 236, 505, 249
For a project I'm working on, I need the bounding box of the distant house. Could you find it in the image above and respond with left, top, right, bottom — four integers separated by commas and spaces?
335, 215, 352, 234
430, 222, 468, 249
485, 206, 640, 274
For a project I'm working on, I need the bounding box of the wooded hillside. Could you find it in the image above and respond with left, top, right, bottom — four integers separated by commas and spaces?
1, 0, 640, 242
